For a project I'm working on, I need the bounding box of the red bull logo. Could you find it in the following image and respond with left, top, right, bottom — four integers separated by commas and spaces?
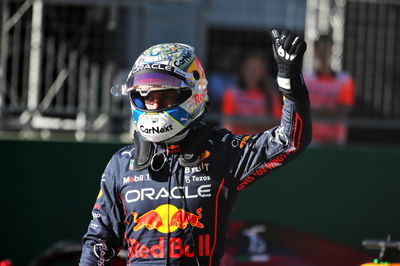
131, 204, 204, 233
128, 235, 210, 259
169, 208, 204, 229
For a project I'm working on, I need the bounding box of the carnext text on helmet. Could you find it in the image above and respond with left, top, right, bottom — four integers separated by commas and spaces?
173, 51, 193, 67
140, 125, 173, 134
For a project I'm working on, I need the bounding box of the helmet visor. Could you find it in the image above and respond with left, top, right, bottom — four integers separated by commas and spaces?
126, 72, 186, 91
130, 87, 192, 112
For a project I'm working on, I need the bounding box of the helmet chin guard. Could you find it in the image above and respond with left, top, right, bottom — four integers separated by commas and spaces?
126, 43, 208, 143
134, 108, 191, 143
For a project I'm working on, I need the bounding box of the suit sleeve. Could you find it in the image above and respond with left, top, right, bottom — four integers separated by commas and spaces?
79, 154, 125, 266
220, 74, 312, 190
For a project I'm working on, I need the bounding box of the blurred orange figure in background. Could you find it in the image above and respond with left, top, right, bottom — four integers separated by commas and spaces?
304, 35, 356, 146
221, 54, 282, 135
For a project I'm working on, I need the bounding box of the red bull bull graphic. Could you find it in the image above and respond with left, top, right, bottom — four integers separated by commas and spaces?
132, 204, 204, 233
127, 235, 210, 259
169, 207, 204, 229
132, 210, 164, 231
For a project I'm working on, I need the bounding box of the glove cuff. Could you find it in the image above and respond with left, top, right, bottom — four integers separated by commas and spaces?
277, 73, 309, 101
277, 63, 301, 77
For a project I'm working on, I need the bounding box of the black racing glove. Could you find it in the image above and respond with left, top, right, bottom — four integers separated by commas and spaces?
271, 29, 308, 100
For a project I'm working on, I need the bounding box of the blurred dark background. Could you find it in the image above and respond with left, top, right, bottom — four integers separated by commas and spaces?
1, 0, 399, 265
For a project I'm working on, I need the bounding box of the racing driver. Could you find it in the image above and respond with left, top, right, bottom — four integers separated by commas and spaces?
80, 29, 312, 266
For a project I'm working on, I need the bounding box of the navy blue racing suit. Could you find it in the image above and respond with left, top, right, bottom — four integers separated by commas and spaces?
79, 81, 311, 265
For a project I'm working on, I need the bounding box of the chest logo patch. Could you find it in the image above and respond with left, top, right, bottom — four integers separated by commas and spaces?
131, 204, 203, 233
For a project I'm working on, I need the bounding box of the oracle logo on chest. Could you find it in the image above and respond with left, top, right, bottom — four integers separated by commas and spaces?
124, 184, 212, 203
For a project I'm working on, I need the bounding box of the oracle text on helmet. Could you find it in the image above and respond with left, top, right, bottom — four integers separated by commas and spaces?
132, 63, 174, 75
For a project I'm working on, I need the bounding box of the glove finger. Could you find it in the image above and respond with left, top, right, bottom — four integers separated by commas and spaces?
283, 32, 296, 51
272, 39, 278, 57
288, 36, 301, 54
294, 40, 307, 57
270, 28, 280, 40
270, 29, 281, 47
280, 30, 289, 41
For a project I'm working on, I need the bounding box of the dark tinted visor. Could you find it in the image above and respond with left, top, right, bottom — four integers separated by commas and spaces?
126, 72, 186, 89
130, 88, 192, 112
